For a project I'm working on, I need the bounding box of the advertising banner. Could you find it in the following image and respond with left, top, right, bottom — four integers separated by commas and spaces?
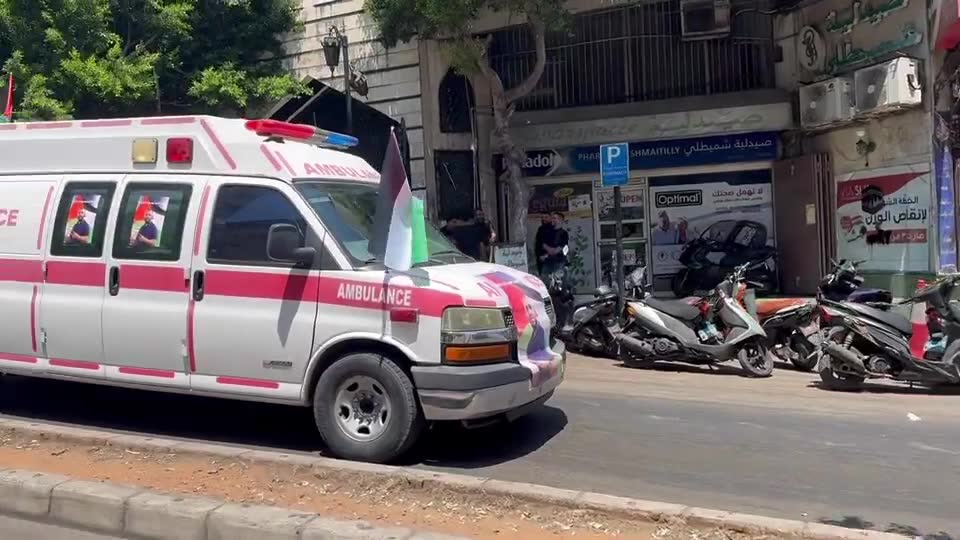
648, 170, 774, 277
835, 164, 931, 273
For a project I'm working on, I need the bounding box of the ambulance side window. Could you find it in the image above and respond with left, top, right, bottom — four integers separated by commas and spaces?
207, 185, 316, 267
49, 183, 116, 258
112, 184, 193, 261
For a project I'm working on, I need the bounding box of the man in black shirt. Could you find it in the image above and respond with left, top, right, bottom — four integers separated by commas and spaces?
540, 211, 569, 275
533, 215, 550, 274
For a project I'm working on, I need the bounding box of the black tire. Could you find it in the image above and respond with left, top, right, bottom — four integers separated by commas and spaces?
313, 352, 424, 464
818, 361, 865, 392
574, 325, 607, 357
737, 340, 774, 378
671, 270, 695, 298
788, 334, 818, 372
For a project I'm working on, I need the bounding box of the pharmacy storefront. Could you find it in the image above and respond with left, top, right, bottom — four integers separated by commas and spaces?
500, 128, 782, 293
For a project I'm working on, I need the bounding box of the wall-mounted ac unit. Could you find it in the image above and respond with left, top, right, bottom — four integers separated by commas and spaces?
680, 0, 731, 40
798, 77, 855, 129
854, 57, 922, 117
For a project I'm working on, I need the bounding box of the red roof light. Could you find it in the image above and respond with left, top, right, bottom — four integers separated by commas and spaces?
166, 137, 193, 164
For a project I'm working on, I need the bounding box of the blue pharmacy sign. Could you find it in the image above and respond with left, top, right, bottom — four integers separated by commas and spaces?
503, 131, 779, 178
936, 143, 957, 271
599, 143, 630, 187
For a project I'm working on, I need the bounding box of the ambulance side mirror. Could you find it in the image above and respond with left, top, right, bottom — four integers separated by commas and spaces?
267, 223, 314, 266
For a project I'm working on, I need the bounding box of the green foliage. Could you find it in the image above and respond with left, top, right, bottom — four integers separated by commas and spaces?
0, 0, 308, 120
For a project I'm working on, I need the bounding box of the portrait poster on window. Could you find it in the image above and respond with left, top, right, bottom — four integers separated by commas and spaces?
129, 195, 169, 248
63, 194, 103, 245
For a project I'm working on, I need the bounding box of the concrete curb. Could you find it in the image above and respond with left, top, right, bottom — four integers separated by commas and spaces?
0, 417, 908, 540
0, 466, 467, 540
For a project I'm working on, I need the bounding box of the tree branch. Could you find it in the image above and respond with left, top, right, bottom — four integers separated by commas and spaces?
503, 14, 546, 103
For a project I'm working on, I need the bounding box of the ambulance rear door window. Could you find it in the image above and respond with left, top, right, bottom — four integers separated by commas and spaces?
50, 182, 116, 258
112, 184, 192, 261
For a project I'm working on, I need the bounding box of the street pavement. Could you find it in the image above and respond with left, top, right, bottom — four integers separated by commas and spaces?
0, 356, 957, 537
0, 514, 126, 539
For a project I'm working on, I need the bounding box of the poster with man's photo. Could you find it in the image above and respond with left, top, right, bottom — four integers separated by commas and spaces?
128, 195, 169, 249
64, 194, 103, 245
648, 170, 774, 279
836, 164, 931, 272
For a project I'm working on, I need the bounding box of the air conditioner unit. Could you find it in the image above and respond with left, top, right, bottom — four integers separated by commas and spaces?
798, 77, 855, 129
680, 0, 731, 40
854, 57, 922, 117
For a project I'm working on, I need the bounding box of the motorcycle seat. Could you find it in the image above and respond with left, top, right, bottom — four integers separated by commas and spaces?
644, 297, 701, 321
755, 298, 810, 318
839, 302, 913, 335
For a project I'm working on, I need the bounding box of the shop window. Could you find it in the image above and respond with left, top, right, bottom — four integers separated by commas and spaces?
435, 150, 476, 221
438, 70, 474, 134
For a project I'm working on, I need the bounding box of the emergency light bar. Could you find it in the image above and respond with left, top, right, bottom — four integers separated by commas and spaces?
244, 119, 358, 149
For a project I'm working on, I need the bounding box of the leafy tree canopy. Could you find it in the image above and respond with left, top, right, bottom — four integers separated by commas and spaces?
0, 0, 308, 120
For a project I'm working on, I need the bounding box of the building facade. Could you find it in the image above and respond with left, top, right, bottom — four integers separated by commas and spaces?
282, 0, 428, 198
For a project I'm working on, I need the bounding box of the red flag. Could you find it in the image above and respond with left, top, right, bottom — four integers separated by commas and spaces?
2, 74, 13, 119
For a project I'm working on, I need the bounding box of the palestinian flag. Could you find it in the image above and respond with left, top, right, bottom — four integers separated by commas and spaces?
2, 74, 13, 121
369, 128, 428, 271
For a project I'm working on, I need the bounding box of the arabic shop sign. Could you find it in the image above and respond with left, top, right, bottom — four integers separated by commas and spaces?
825, 0, 909, 34
826, 25, 922, 74
504, 132, 779, 178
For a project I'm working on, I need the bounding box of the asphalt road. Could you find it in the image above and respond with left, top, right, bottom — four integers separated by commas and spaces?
0, 356, 958, 537
0, 515, 126, 539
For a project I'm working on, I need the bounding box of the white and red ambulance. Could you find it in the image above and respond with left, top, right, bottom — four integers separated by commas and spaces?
0, 116, 565, 463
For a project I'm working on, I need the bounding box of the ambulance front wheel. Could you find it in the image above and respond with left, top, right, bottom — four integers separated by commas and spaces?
313, 352, 425, 464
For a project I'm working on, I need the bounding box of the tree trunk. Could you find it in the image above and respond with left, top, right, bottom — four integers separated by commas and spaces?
490, 90, 528, 243
473, 15, 548, 246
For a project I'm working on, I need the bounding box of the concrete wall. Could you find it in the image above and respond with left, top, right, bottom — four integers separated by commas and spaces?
282, 0, 426, 191
773, 0, 938, 282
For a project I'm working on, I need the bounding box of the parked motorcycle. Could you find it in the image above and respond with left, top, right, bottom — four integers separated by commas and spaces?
816, 272, 960, 391
560, 266, 647, 357
754, 259, 893, 372
617, 262, 774, 377
671, 219, 777, 298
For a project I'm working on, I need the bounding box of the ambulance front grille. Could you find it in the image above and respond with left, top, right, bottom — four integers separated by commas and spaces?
503, 309, 515, 328
544, 298, 556, 327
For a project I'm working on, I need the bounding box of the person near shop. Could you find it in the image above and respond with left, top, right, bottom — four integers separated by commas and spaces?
470, 208, 496, 260
540, 211, 569, 275
533, 215, 551, 273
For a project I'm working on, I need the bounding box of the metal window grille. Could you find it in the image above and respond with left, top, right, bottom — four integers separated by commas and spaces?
487, 1, 776, 111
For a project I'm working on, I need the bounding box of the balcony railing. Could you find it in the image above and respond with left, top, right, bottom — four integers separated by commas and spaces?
488, 1, 776, 112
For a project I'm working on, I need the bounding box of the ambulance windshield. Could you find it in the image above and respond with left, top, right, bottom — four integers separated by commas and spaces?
296, 181, 466, 267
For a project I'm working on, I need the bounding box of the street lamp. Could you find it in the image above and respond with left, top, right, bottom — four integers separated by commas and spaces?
322, 26, 352, 135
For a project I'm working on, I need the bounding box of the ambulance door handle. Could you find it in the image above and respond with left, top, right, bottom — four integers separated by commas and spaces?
108, 266, 120, 296
192, 270, 205, 301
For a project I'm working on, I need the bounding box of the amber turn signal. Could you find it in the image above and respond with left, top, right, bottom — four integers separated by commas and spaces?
444, 344, 510, 363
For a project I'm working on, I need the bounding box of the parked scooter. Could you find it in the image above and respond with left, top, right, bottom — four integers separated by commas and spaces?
562, 266, 646, 357
754, 259, 893, 372
617, 262, 774, 377
816, 273, 960, 391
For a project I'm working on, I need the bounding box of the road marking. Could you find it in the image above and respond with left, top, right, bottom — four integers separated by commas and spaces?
910, 442, 960, 455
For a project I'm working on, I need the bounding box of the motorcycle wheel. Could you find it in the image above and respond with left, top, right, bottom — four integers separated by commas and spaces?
788, 334, 817, 372
671, 270, 695, 298
818, 331, 865, 391
737, 341, 774, 378
818, 362, 865, 391
574, 326, 607, 357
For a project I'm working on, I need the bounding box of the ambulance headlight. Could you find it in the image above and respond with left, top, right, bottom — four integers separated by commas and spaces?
440, 307, 517, 346
441, 308, 507, 332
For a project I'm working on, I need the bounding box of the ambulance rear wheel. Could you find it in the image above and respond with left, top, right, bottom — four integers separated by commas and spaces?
313, 352, 424, 464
